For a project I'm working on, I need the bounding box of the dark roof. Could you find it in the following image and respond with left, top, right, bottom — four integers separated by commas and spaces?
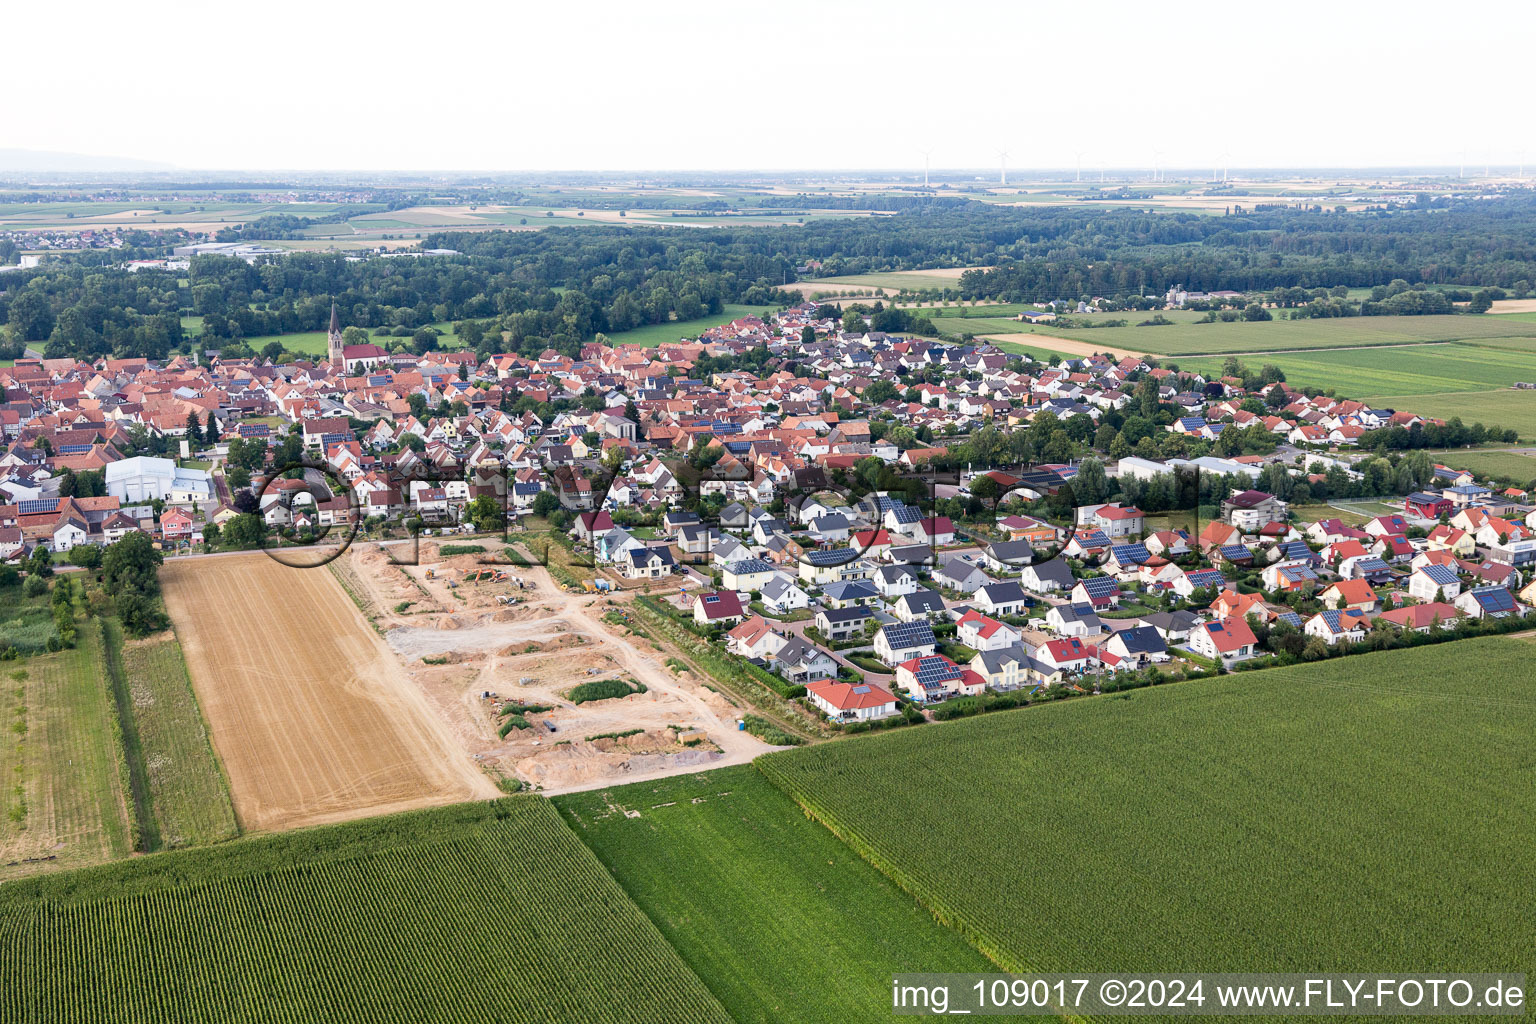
819, 605, 872, 625
881, 620, 937, 650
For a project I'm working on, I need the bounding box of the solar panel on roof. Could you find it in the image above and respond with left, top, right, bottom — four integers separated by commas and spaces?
1078, 576, 1119, 596
19, 498, 60, 515
56, 444, 93, 455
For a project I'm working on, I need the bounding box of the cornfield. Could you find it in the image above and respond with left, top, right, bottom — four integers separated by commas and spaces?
0, 798, 731, 1023
759, 638, 1536, 977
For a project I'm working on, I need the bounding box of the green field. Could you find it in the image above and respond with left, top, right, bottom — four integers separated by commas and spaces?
602, 304, 775, 348
1370, 389, 1536, 440
556, 767, 991, 1024
105, 626, 238, 850
0, 798, 732, 1024
797, 270, 974, 294
0, 624, 132, 879
759, 639, 1536, 975
998, 314, 1536, 356
235, 321, 464, 357
1418, 449, 1536, 483
1177, 340, 1536, 396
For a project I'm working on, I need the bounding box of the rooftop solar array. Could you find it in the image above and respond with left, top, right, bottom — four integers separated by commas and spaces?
881, 621, 936, 649
18, 498, 60, 515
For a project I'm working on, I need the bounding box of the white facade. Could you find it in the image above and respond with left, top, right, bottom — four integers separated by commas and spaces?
104, 456, 212, 506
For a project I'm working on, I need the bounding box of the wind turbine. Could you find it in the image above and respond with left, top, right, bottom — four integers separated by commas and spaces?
1153, 149, 1164, 183
1074, 151, 1084, 183
920, 148, 932, 188
1221, 151, 1231, 183
997, 149, 1009, 187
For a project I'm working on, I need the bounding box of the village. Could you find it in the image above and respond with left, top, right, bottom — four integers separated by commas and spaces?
3, 301, 1535, 725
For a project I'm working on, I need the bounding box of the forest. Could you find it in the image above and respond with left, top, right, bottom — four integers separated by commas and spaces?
6, 194, 1536, 361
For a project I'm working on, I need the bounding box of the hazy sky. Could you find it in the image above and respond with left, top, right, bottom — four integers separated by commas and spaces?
12, 0, 1532, 172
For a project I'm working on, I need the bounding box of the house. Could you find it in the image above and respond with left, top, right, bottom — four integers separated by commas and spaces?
722, 558, 778, 593
573, 509, 615, 542
806, 513, 851, 543
1045, 603, 1103, 637
1173, 568, 1226, 597
1143, 528, 1192, 558
1222, 490, 1287, 531
1090, 503, 1145, 538
1305, 609, 1371, 646
1143, 610, 1201, 644
1405, 491, 1453, 520
969, 645, 1034, 691
677, 523, 722, 556
769, 637, 838, 685
760, 575, 810, 614
1455, 586, 1520, 620
820, 580, 880, 608
1190, 616, 1258, 662
1376, 602, 1464, 633
693, 591, 746, 626
158, 507, 194, 544
1103, 625, 1169, 667
622, 545, 675, 579
1019, 557, 1074, 593
1070, 575, 1121, 610
1407, 563, 1461, 603
1320, 579, 1378, 612
816, 605, 872, 642
974, 580, 1029, 617
894, 654, 976, 702
874, 621, 938, 666
982, 539, 1036, 572
1425, 525, 1476, 557
807, 679, 900, 722
935, 559, 989, 593
726, 616, 788, 659
914, 515, 955, 548
998, 514, 1060, 546
891, 588, 946, 622
956, 609, 1021, 651
872, 564, 921, 598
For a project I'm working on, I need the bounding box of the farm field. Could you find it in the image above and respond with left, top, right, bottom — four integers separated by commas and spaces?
601, 304, 773, 347
0, 623, 132, 880
103, 624, 238, 851
233, 321, 465, 358
787, 268, 978, 296
1175, 340, 1536, 397
1012, 313, 1536, 356
1419, 448, 1536, 482
1369, 389, 1536, 440
759, 639, 1536, 976
556, 766, 991, 1024
0, 798, 733, 1024
160, 554, 496, 832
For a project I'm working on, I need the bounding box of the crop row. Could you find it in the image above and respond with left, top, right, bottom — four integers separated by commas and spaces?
758, 638, 1536, 977
0, 798, 730, 1023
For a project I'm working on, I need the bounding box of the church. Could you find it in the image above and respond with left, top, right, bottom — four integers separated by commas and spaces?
326, 302, 388, 374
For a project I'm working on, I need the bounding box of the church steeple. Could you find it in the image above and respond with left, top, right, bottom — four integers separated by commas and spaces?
327, 301, 344, 366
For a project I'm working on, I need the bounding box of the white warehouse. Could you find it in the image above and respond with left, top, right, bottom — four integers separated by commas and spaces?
105, 456, 214, 507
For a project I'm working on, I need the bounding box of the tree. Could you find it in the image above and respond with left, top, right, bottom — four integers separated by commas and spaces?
531, 491, 562, 517
1073, 457, 1108, 505
185, 411, 203, 445
969, 474, 1001, 504
27, 545, 53, 579
222, 513, 266, 548
103, 531, 163, 597
800, 325, 816, 345
465, 495, 504, 533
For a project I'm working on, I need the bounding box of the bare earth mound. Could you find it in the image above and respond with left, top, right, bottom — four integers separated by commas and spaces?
161, 554, 497, 832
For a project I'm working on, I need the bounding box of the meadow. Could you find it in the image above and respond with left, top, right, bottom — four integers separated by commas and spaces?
1419, 448, 1536, 483
0, 624, 132, 880
600, 304, 773, 347
996, 313, 1536, 356
0, 798, 732, 1024
1369, 388, 1536, 440
103, 624, 238, 851
1173, 340, 1536, 397
758, 639, 1536, 975
556, 767, 991, 1024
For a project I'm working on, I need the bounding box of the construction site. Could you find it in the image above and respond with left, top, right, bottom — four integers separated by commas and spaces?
327, 537, 779, 794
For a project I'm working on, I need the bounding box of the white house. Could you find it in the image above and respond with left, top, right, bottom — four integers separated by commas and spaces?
1407, 563, 1460, 603
806, 679, 899, 722
104, 455, 213, 507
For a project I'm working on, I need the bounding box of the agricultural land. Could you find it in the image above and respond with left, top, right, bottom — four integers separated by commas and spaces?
160, 553, 497, 831
759, 638, 1536, 976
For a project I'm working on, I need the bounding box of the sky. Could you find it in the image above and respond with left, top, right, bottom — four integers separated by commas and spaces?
10, 0, 1533, 173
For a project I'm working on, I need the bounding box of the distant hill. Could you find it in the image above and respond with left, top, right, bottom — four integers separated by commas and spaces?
0, 148, 176, 172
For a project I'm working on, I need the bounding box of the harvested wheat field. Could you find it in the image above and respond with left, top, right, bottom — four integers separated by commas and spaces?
161, 554, 497, 832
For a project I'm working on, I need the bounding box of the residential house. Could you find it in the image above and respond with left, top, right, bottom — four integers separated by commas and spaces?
806, 679, 899, 722
1189, 616, 1258, 663
874, 621, 938, 666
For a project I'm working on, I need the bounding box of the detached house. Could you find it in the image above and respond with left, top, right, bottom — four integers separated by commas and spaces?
1190, 616, 1258, 663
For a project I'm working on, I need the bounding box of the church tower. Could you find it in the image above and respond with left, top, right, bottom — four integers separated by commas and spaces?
327, 301, 345, 366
